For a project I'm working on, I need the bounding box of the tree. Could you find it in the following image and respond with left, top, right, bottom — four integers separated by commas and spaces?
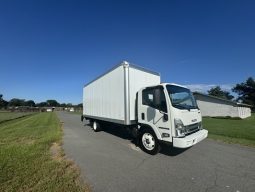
46, 100, 60, 107
60, 103, 67, 107
0, 94, 8, 109
25, 100, 36, 107
8, 98, 25, 106
77, 103, 83, 108
36, 102, 48, 107
224, 91, 235, 101
232, 77, 255, 107
208, 86, 234, 100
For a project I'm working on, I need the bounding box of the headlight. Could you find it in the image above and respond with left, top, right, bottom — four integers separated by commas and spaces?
174, 119, 186, 137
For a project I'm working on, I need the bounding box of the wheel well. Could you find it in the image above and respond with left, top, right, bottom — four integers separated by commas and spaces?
139, 125, 154, 134
139, 124, 161, 140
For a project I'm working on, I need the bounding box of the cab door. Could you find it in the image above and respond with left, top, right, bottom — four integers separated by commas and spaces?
138, 86, 172, 142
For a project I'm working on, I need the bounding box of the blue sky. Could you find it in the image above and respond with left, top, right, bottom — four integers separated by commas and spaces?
0, 0, 254, 104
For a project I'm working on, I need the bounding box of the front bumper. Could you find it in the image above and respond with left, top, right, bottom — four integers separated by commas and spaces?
173, 129, 208, 148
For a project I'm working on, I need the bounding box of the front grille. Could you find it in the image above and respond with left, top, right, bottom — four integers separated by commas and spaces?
185, 123, 199, 135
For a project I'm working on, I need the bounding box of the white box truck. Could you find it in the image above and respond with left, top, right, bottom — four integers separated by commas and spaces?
82, 61, 208, 155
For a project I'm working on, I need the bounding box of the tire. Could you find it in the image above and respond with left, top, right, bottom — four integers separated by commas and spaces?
139, 128, 160, 155
92, 121, 101, 132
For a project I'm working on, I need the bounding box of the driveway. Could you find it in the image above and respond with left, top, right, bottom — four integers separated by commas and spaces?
57, 112, 255, 192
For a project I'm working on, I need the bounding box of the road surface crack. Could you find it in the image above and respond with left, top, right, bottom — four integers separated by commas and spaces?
205, 167, 219, 192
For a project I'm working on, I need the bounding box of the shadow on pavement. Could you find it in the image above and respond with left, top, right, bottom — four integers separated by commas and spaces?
102, 123, 132, 140
84, 121, 188, 156
159, 143, 189, 156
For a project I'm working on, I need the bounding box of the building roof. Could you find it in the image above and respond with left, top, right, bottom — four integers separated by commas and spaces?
193, 92, 252, 107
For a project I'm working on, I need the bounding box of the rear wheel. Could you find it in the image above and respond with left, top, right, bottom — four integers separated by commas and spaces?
92, 121, 101, 132
139, 128, 160, 155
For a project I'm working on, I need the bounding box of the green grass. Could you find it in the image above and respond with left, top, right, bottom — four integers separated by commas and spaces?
0, 112, 34, 123
0, 112, 89, 192
203, 113, 255, 146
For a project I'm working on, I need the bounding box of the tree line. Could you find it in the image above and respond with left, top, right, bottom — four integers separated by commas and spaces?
207, 77, 255, 108
0, 96, 82, 109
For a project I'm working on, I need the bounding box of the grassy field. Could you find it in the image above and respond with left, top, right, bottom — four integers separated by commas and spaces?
0, 111, 34, 123
203, 113, 255, 146
0, 112, 89, 192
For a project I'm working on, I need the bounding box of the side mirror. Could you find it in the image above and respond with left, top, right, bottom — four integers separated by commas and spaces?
163, 113, 168, 121
154, 88, 161, 108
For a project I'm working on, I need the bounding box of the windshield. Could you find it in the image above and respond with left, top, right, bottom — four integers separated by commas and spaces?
166, 85, 198, 110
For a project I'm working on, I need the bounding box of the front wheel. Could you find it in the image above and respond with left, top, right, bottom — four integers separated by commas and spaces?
139, 129, 160, 155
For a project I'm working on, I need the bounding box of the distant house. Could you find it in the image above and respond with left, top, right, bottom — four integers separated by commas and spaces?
193, 92, 252, 119
46, 107, 55, 112
69, 107, 74, 112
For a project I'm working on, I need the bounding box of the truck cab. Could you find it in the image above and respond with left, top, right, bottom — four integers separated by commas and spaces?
137, 83, 208, 154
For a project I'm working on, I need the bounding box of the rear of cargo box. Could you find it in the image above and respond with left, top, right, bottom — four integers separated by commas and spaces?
83, 62, 160, 125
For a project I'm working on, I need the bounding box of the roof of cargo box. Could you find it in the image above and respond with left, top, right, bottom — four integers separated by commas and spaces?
84, 61, 160, 87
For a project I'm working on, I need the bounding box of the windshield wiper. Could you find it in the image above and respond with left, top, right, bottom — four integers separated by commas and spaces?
172, 104, 189, 110
173, 104, 198, 110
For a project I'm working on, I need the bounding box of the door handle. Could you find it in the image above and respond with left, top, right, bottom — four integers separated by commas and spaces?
141, 113, 145, 120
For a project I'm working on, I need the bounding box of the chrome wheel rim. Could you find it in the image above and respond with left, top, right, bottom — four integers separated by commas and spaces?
142, 133, 155, 151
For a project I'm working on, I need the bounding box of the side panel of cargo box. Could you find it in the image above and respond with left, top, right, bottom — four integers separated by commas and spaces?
83, 62, 160, 125
83, 65, 126, 124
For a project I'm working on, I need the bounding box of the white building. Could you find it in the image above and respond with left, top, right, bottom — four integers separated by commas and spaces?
193, 92, 252, 119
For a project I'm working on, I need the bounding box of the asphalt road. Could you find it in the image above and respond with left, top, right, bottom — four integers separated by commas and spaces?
57, 112, 255, 192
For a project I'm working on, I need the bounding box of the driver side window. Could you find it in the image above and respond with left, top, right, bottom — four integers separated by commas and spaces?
142, 87, 167, 113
